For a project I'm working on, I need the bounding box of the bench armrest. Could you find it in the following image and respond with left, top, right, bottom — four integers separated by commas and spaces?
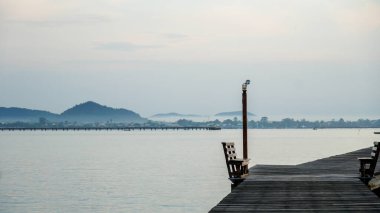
234, 158, 250, 161
358, 157, 373, 163
229, 158, 250, 162
229, 158, 250, 166
358, 157, 372, 160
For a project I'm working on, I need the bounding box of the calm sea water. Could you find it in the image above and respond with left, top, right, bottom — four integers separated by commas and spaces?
0, 129, 379, 212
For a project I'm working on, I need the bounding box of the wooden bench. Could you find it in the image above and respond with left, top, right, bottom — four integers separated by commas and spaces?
358, 141, 380, 180
221, 142, 250, 185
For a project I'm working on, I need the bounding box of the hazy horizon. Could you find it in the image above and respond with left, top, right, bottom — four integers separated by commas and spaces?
0, 100, 378, 122
1, 0, 379, 120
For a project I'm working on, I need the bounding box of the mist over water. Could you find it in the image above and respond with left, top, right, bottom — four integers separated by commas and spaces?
0, 129, 378, 212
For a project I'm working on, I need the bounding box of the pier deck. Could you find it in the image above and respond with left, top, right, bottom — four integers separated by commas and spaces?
210, 147, 380, 212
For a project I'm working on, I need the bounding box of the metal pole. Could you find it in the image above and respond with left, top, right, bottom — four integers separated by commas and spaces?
242, 80, 249, 159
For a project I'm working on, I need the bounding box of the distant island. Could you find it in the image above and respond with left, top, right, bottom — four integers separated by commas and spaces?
0, 101, 379, 129
151, 112, 202, 118
0, 101, 146, 124
61, 101, 146, 123
0, 107, 58, 122
215, 111, 255, 117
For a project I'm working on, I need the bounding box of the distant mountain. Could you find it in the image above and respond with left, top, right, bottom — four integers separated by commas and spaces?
61, 101, 146, 123
0, 101, 146, 123
215, 111, 255, 117
151, 112, 202, 118
0, 107, 58, 122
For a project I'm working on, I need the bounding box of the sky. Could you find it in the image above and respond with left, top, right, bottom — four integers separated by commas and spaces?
0, 0, 379, 120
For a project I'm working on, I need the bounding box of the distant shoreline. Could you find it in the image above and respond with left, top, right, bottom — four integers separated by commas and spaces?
0, 127, 379, 132
0, 126, 221, 131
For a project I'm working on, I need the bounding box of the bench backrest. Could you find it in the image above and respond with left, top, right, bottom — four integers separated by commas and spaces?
221, 142, 237, 178
222, 142, 237, 161
369, 141, 380, 173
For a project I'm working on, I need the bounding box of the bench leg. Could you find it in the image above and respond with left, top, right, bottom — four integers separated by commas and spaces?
359, 161, 371, 178
231, 181, 242, 191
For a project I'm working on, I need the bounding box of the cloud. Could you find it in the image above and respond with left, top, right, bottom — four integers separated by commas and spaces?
163, 33, 189, 40
6, 14, 110, 27
332, 1, 380, 33
2, 0, 114, 27
94, 42, 161, 51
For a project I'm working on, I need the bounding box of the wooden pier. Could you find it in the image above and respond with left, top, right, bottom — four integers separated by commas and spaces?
0, 126, 221, 131
210, 147, 380, 212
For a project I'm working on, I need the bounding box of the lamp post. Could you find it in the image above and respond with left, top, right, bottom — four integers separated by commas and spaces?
242, 80, 250, 159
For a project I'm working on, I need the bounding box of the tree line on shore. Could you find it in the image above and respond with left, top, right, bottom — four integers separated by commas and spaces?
1, 117, 380, 129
